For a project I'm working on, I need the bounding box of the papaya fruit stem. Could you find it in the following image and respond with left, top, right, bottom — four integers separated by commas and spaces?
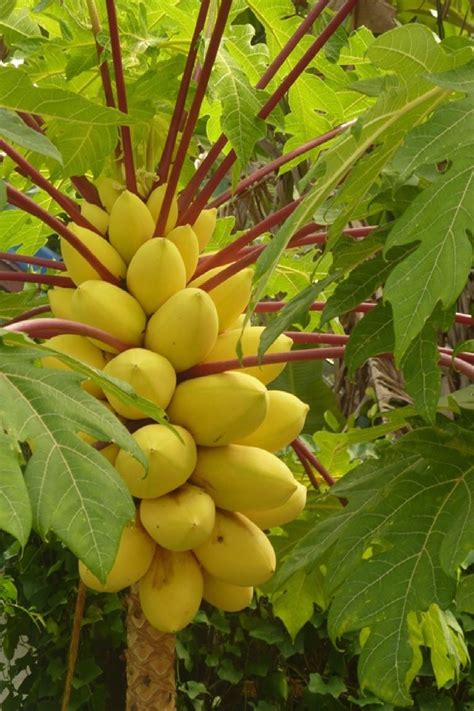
61, 582, 87, 711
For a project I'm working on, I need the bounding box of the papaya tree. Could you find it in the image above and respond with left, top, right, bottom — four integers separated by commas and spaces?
0, 0, 473, 708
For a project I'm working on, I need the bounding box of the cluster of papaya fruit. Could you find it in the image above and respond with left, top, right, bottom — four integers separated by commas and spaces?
43, 178, 309, 632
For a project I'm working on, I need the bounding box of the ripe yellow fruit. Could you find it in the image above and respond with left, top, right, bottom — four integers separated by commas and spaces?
99, 443, 119, 464
191, 444, 297, 511
202, 571, 253, 612
190, 267, 252, 332
48, 286, 75, 320
192, 208, 217, 251
78, 521, 155, 593
108, 190, 155, 263
102, 348, 176, 419
203, 326, 292, 385
139, 548, 203, 632
126, 238, 187, 315
140, 484, 215, 551
95, 176, 123, 213
61, 225, 126, 286
81, 202, 109, 234
167, 371, 268, 447
147, 184, 178, 235
145, 288, 218, 372
72, 280, 146, 353
166, 225, 199, 281
115, 424, 197, 498
193, 510, 276, 587
42, 334, 106, 397
235, 390, 309, 451
242, 481, 307, 529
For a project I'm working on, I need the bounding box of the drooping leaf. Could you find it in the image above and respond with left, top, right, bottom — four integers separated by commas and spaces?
0, 341, 143, 580
271, 568, 323, 640
0, 429, 32, 547
456, 575, 474, 614
0, 108, 62, 163
426, 58, 474, 93
401, 323, 440, 423
345, 302, 395, 377
384, 154, 473, 359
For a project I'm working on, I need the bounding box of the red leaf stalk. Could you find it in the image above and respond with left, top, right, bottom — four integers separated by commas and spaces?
0, 141, 98, 231
178, 0, 333, 209
198, 247, 261, 292
157, 0, 211, 185
6, 185, 121, 285
0, 272, 74, 287
193, 198, 302, 278
17, 112, 43, 132
292, 437, 336, 487
208, 122, 355, 210
0, 252, 66, 271
154, 0, 232, 236
4, 305, 52, 326
70, 177, 102, 207
438, 353, 474, 380
105, 0, 137, 193
290, 441, 320, 490
86, 0, 117, 108
5, 318, 130, 352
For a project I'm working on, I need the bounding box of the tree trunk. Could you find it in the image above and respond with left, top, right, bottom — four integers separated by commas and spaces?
125, 587, 176, 710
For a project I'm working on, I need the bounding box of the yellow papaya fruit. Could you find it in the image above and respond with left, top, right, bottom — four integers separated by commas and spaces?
126, 238, 187, 315
42, 334, 106, 398
114, 424, 197, 498
99, 443, 119, 464
166, 225, 200, 281
72, 280, 146, 353
140, 484, 215, 551
202, 571, 253, 612
95, 176, 123, 213
167, 372, 268, 447
48, 286, 75, 320
191, 208, 217, 251
235, 390, 309, 451
193, 510, 276, 587
145, 288, 218, 372
102, 348, 176, 419
108, 190, 155, 263
189, 267, 252, 332
81, 202, 109, 234
191, 444, 297, 512
242, 481, 307, 530
139, 548, 203, 632
203, 326, 292, 385
146, 183, 178, 235
79, 520, 155, 593
61, 225, 126, 286
227, 313, 247, 331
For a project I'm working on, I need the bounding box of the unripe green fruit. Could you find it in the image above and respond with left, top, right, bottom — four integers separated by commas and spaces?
166, 225, 200, 281
42, 334, 106, 398
203, 326, 293, 385
202, 571, 253, 612
193, 510, 276, 587
140, 484, 215, 551
72, 280, 146, 352
235, 390, 309, 450
103, 348, 176, 419
139, 548, 203, 632
167, 371, 268, 447
81, 202, 109, 234
108, 190, 155, 263
61, 225, 126, 286
191, 444, 297, 512
189, 267, 252, 332
147, 184, 178, 235
192, 208, 217, 251
115, 424, 197, 498
95, 176, 123, 213
242, 481, 307, 530
145, 288, 219, 372
126, 238, 187, 315
79, 521, 155, 592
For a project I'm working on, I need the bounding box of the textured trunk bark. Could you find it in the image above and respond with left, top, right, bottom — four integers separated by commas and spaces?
125, 588, 176, 711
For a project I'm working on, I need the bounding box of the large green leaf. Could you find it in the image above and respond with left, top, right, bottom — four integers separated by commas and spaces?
400, 323, 440, 423
268, 415, 474, 705
384, 154, 473, 359
0, 108, 62, 162
0, 291, 49, 322
0, 429, 32, 547
0, 341, 145, 581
